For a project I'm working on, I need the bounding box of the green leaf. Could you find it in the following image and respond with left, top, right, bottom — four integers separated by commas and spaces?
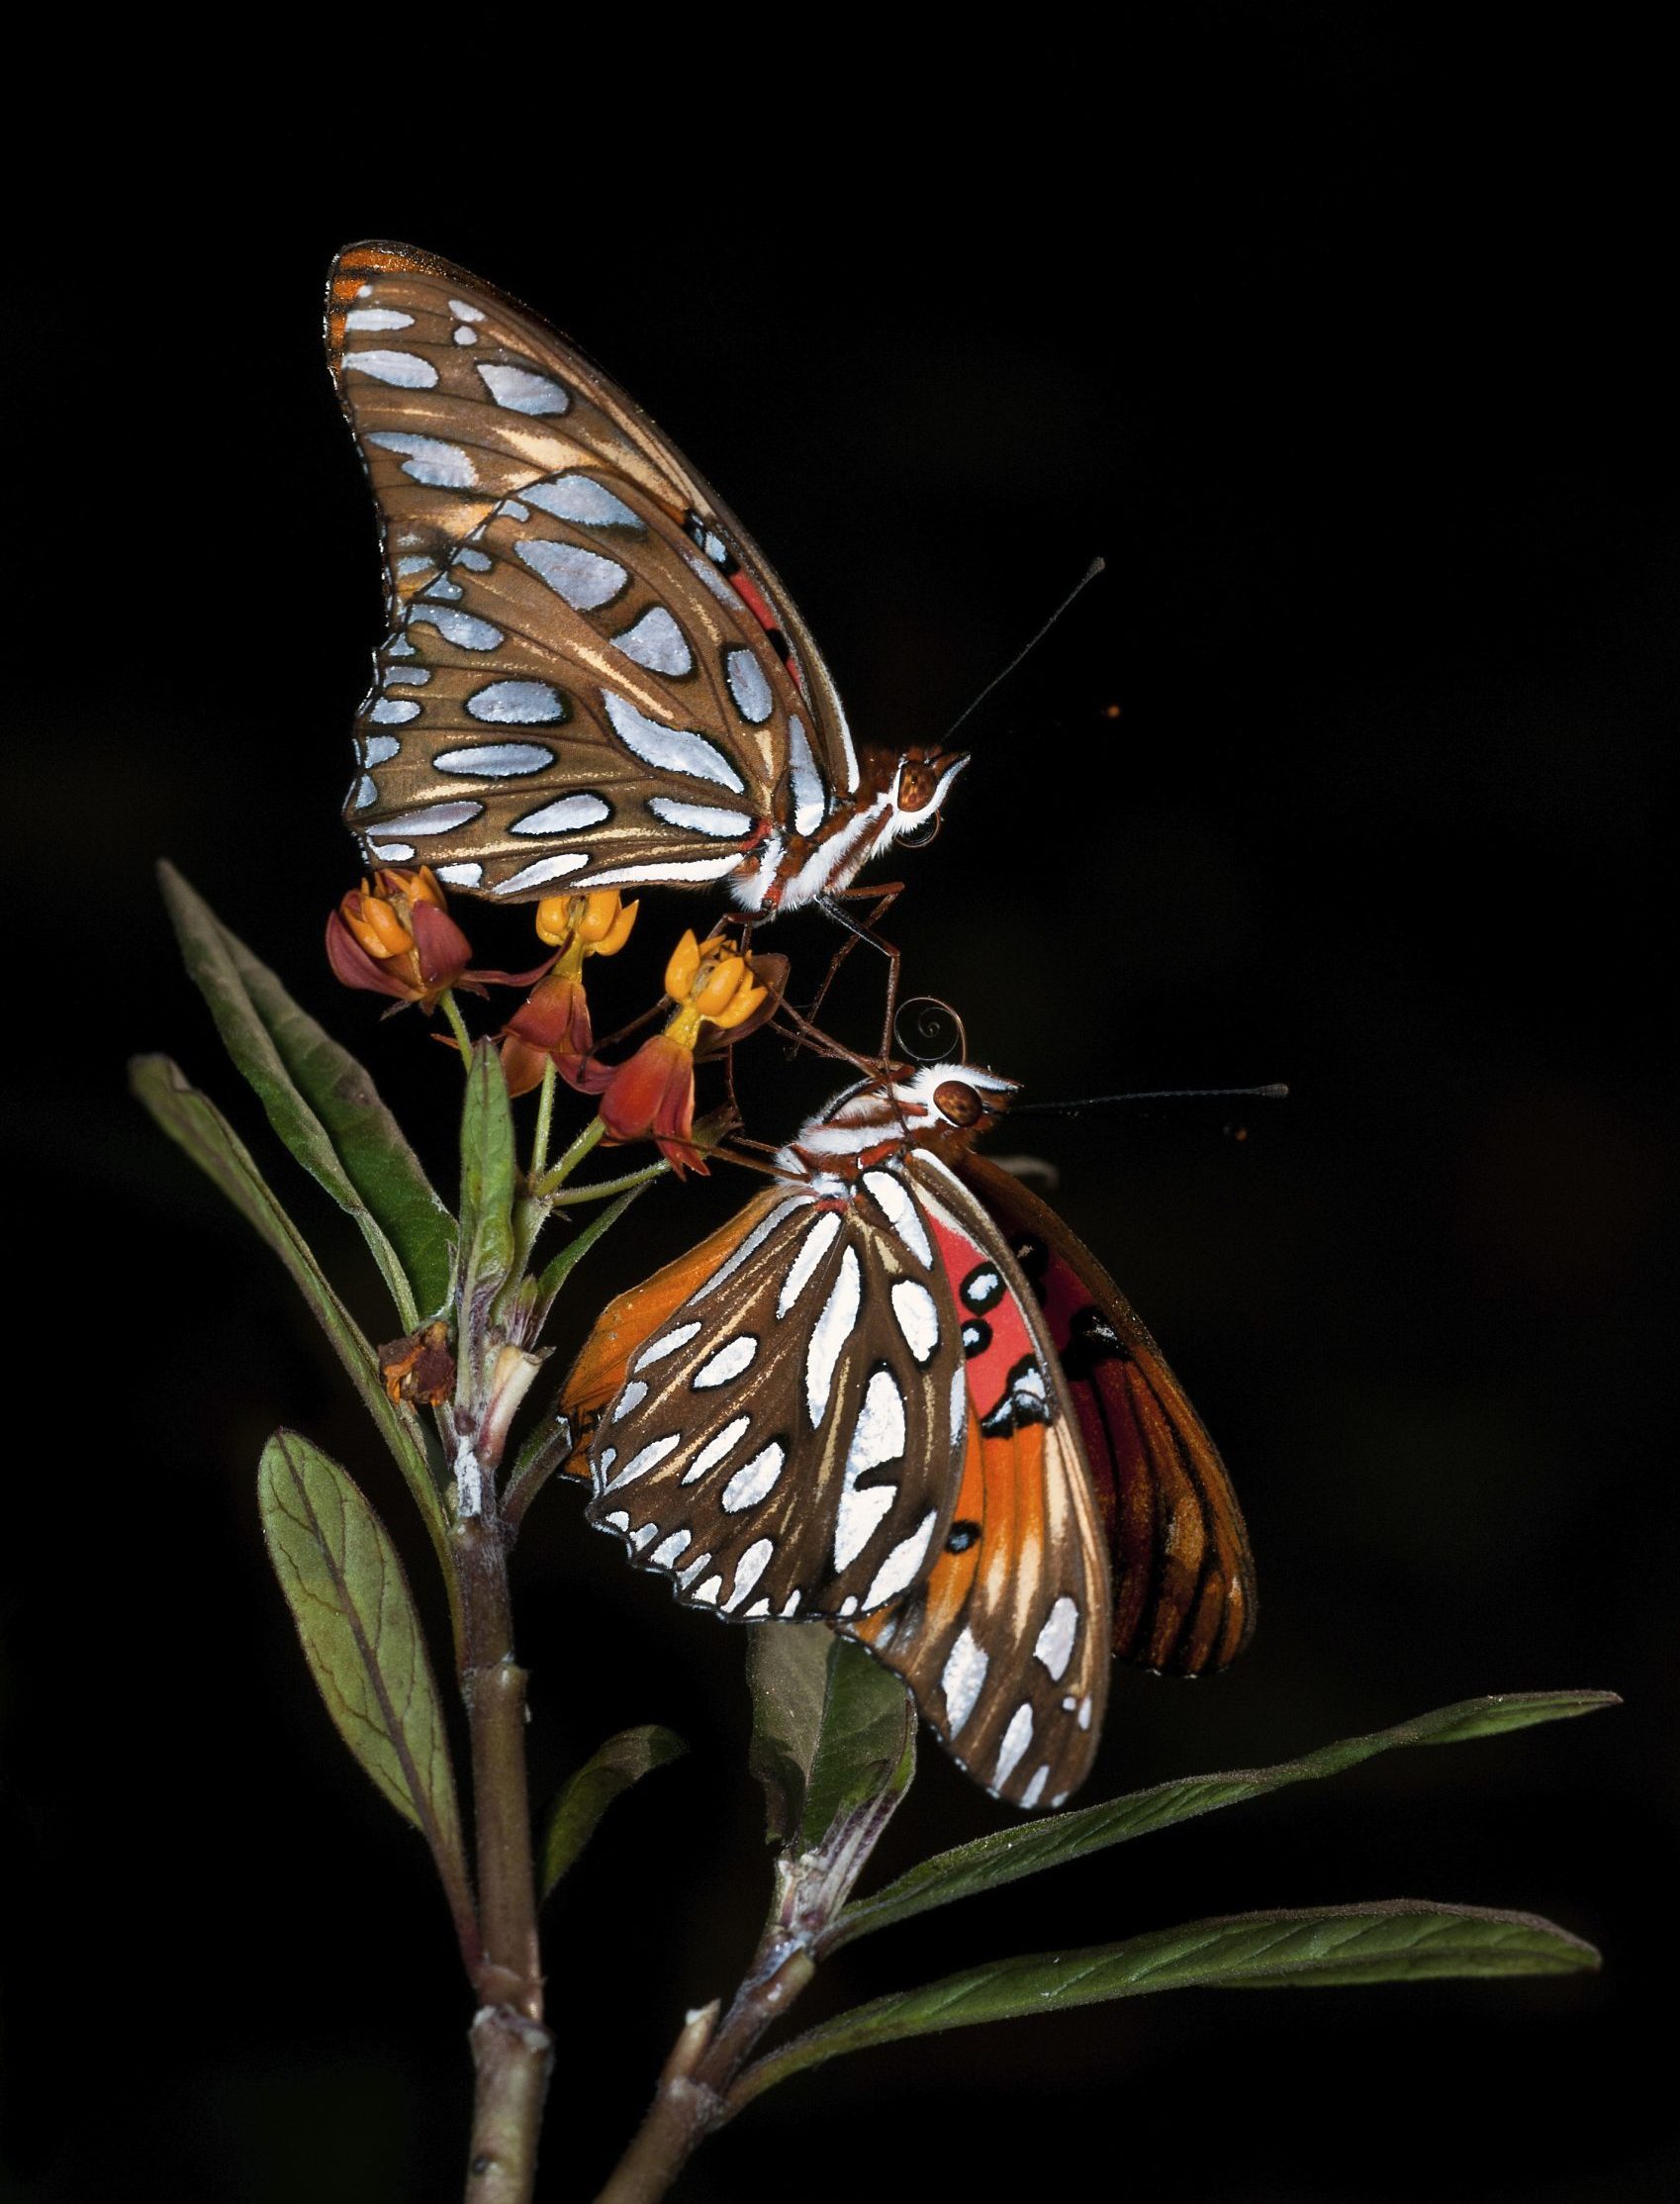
733, 1900, 1600, 2106
746, 1625, 837, 1846
799, 1641, 916, 1852
132, 1055, 449, 1568
831, 1689, 1620, 1951
458, 1041, 516, 1310
159, 862, 455, 1324
539, 1725, 688, 1898
258, 1431, 471, 1925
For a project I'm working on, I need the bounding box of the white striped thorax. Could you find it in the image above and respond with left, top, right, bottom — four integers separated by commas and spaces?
777, 1061, 1020, 1177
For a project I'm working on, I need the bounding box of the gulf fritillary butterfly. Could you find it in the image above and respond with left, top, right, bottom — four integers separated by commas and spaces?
326, 241, 967, 909
560, 1063, 1256, 1809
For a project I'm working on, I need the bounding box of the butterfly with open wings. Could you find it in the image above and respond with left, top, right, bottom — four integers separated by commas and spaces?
559, 1060, 1256, 1809
326, 241, 966, 914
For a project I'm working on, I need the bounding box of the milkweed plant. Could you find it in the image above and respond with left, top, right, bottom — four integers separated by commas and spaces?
134, 858, 1612, 2203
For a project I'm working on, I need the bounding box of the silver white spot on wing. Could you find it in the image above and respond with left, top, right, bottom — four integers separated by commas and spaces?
448, 298, 485, 323
492, 854, 593, 895
611, 1382, 649, 1423
994, 1703, 1035, 1791
788, 716, 827, 836
676, 1551, 714, 1590
344, 307, 413, 332
436, 862, 484, 888
834, 1370, 905, 1571
578, 855, 742, 886
720, 1443, 786, 1513
435, 743, 554, 778
650, 1530, 691, 1569
523, 477, 645, 530
465, 680, 567, 724
477, 361, 571, 415
683, 548, 739, 607
941, 1628, 988, 1737
378, 802, 484, 837
777, 1211, 843, 1317
346, 349, 438, 388
408, 605, 505, 650
351, 775, 377, 810
613, 607, 693, 675
722, 1538, 775, 1613
1034, 1595, 1079, 1681
453, 327, 477, 346
889, 1280, 940, 1364
1020, 1765, 1051, 1809
682, 1415, 752, 1485
689, 1198, 806, 1301
862, 1170, 934, 1267
603, 1433, 681, 1491
693, 1336, 758, 1389
861, 1507, 937, 1608
516, 538, 628, 611
633, 1321, 700, 1372
601, 692, 745, 792
692, 1575, 723, 1605
511, 794, 612, 836
805, 1246, 863, 1425
725, 648, 773, 724
366, 840, 415, 861
369, 698, 420, 724
367, 432, 477, 487
646, 798, 754, 839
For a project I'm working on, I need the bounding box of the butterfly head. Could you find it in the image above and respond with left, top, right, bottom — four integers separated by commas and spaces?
857, 743, 970, 854
886, 1059, 1018, 1143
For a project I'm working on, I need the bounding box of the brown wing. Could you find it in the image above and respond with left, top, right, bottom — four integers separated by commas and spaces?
327, 241, 859, 898
956, 1151, 1256, 1675
842, 1152, 1112, 1808
564, 1172, 969, 1621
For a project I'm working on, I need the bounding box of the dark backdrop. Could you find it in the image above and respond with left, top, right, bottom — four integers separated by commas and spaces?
4, 15, 1673, 2201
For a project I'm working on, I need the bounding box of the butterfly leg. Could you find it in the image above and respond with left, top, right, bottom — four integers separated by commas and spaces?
809, 884, 905, 1057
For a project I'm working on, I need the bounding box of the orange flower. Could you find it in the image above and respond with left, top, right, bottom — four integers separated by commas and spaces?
499, 891, 637, 1097
598, 932, 772, 1175
327, 866, 549, 1013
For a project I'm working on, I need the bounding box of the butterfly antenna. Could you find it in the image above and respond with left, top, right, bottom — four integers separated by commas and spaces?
1011, 1082, 1290, 1117
942, 556, 1107, 745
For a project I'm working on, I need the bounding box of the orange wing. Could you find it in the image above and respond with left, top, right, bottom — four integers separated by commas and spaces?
957, 1152, 1256, 1675
555, 1190, 790, 1480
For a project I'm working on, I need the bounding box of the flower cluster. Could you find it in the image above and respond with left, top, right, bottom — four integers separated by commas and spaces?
327, 869, 777, 1175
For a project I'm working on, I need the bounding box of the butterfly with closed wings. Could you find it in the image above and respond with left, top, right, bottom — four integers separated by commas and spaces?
559, 1060, 1256, 1809
327, 241, 967, 920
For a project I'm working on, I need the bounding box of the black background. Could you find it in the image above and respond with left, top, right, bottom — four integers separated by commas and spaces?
4, 14, 1673, 2201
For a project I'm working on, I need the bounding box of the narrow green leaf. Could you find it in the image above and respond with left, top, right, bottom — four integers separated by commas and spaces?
258, 1433, 472, 1923
159, 862, 455, 1323
458, 1041, 516, 1307
831, 1689, 1620, 1951
735, 1900, 1600, 2105
539, 1725, 688, 1898
532, 1181, 652, 1323
799, 1641, 916, 1852
132, 1055, 448, 1566
746, 1625, 835, 1845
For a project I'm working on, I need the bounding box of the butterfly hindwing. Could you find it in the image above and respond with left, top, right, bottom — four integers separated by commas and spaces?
956, 1152, 1256, 1675
327, 241, 858, 898
574, 1170, 968, 1621
841, 1152, 1113, 1808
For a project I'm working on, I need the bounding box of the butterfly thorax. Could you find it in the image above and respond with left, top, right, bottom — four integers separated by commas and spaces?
775, 1062, 1019, 1180
734, 743, 969, 914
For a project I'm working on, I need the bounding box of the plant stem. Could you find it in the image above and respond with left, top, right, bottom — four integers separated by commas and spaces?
530, 1057, 558, 1180
531, 1112, 606, 1198
440, 989, 475, 1062
454, 1505, 552, 2200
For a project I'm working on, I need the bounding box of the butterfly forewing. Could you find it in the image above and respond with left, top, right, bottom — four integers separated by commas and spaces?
575, 1170, 968, 1621
327, 241, 858, 897
956, 1152, 1256, 1674
842, 1152, 1113, 1807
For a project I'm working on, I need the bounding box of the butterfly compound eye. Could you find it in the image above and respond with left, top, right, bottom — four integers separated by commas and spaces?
896, 761, 938, 813
933, 1080, 984, 1127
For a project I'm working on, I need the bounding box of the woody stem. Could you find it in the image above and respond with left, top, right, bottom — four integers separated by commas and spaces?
454, 1494, 551, 2199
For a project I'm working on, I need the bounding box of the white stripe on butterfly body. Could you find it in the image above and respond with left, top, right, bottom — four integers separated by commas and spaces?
327, 242, 968, 910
